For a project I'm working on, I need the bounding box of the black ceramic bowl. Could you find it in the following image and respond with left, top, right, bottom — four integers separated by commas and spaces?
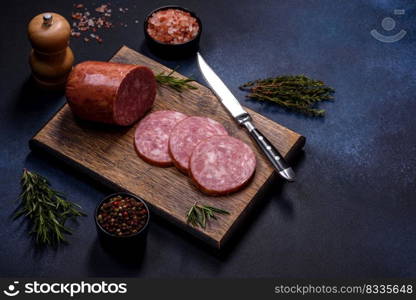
94, 192, 150, 248
144, 5, 202, 59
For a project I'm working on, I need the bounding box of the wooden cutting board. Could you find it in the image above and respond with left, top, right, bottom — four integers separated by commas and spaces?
30, 46, 305, 249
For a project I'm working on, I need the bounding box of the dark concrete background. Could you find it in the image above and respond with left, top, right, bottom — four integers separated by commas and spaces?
0, 0, 415, 278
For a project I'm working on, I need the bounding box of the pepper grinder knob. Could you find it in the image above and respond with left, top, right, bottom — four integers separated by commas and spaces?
42, 13, 53, 26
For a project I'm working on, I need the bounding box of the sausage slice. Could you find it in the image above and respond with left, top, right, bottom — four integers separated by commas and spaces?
189, 135, 256, 195
134, 110, 187, 166
168, 116, 228, 173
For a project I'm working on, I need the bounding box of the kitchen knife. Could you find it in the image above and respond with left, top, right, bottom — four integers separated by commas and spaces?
197, 52, 296, 182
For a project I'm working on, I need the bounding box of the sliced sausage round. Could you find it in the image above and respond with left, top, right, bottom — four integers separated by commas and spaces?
66, 61, 156, 126
134, 110, 187, 166
169, 116, 228, 173
189, 135, 256, 196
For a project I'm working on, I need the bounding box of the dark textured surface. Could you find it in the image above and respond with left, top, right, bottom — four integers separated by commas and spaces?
0, 0, 415, 278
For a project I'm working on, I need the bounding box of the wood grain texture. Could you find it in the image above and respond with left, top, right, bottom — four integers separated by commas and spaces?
30, 46, 305, 248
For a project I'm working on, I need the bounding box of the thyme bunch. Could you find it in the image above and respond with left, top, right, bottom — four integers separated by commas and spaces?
240, 75, 335, 116
186, 202, 229, 229
155, 69, 197, 92
14, 169, 86, 246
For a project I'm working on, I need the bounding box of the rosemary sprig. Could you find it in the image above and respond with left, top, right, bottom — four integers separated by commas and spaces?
155, 68, 197, 92
186, 202, 230, 229
14, 169, 86, 246
240, 75, 335, 117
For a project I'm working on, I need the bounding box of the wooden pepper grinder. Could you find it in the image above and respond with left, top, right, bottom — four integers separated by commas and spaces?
27, 12, 74, 90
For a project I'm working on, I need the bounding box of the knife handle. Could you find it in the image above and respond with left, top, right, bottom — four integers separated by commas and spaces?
237, 114, 295, 182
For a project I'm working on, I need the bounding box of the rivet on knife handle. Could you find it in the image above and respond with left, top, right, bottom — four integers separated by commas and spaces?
236, 113, 296, 182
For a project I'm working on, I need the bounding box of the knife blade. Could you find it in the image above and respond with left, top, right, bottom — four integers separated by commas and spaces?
197, 52, 295, 182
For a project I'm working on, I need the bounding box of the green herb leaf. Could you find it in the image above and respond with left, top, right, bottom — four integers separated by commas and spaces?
155, 68, 198, 92
240, 75, 335, 117
14, 169, 86, 247
186, 202, 230, 229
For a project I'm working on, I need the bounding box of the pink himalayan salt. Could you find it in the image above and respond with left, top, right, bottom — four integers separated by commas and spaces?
147, 9, 200, 44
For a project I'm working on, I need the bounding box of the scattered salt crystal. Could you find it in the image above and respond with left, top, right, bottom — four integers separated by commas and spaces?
70, 31, 81, 37
95, 5, 107, 13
